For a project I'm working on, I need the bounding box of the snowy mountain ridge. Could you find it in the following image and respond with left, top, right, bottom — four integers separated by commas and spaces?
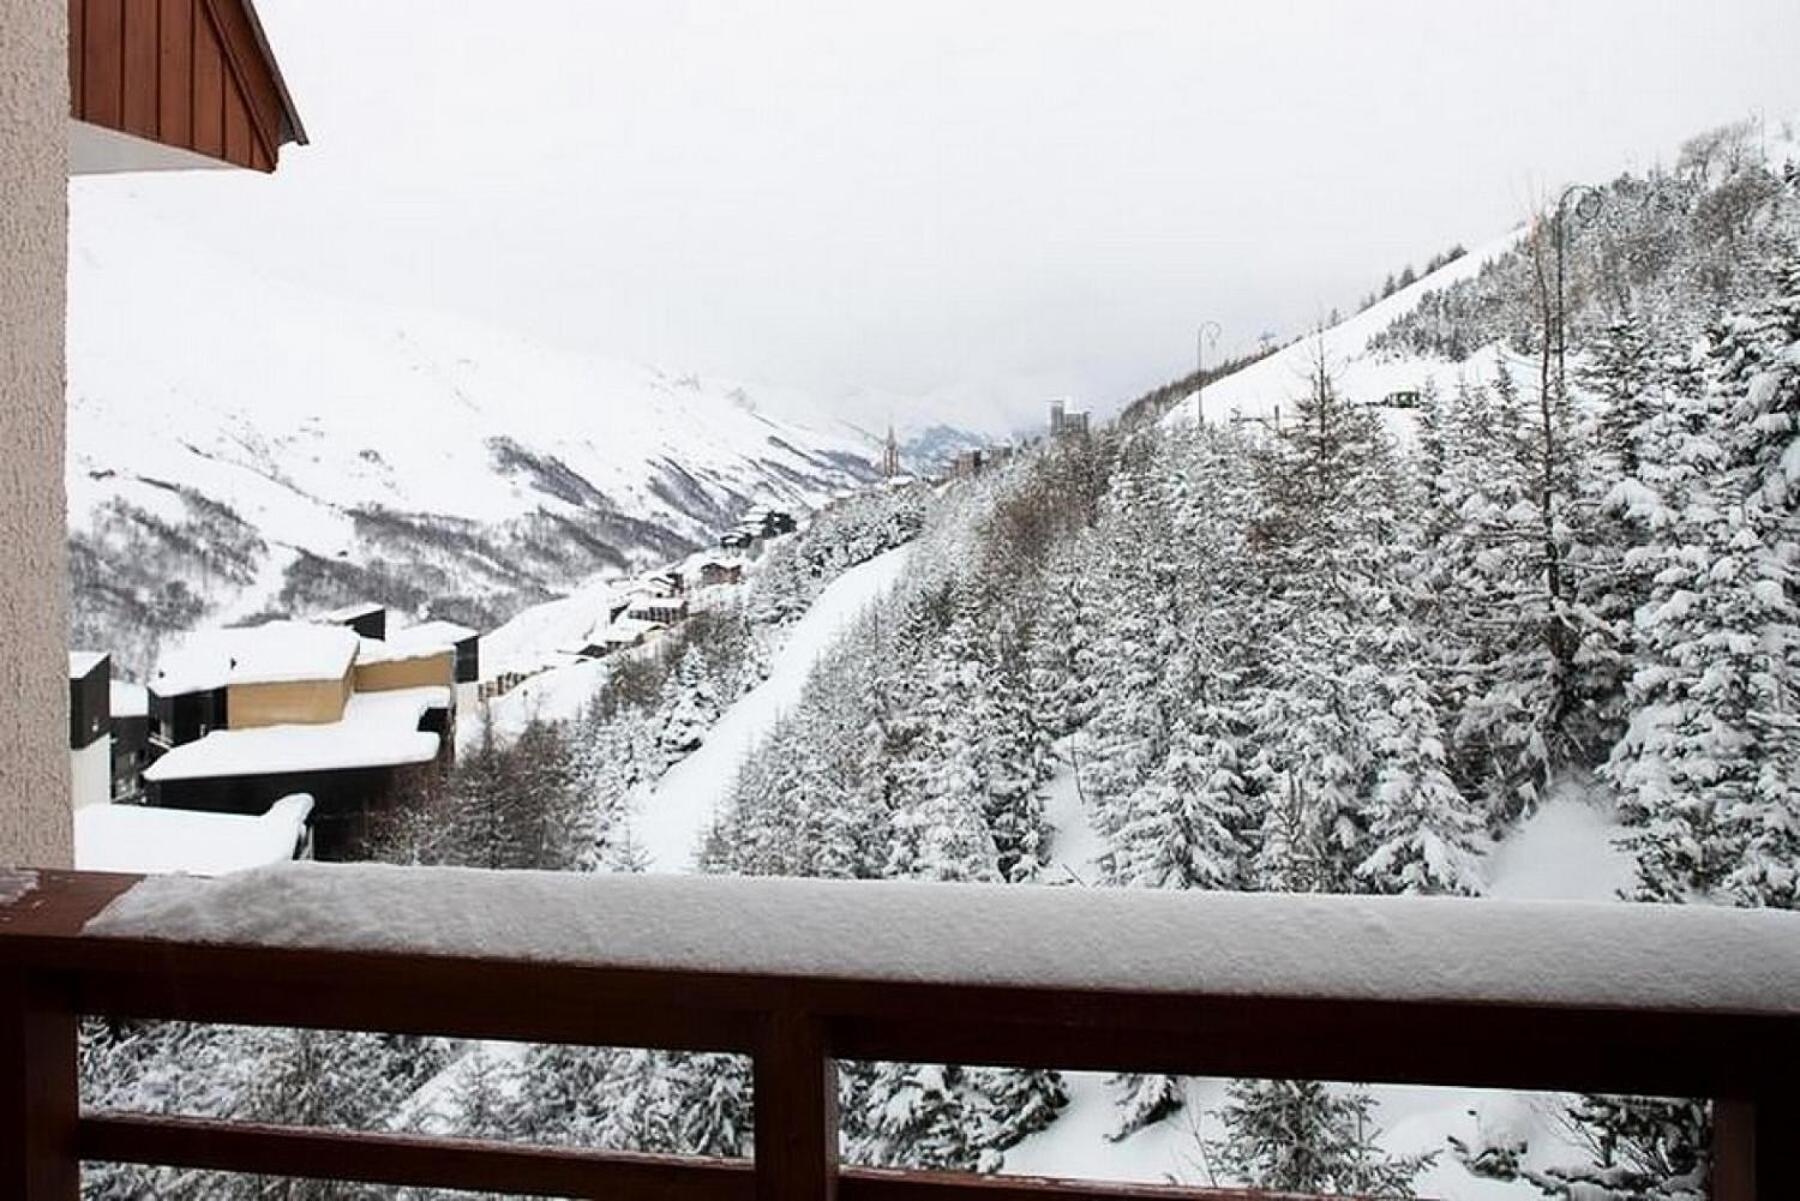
66, 184, 911, 669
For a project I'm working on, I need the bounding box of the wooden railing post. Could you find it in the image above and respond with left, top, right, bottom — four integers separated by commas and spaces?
1714, 1096, 1798, 1201
754, 1008, 838, 1201
0, 972, 80, 1200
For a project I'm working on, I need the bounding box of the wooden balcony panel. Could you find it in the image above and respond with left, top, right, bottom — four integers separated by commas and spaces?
4, 868, 1798, 1199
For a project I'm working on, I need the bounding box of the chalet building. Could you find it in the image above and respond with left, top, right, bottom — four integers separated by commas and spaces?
647, 569, 686, 597
150, 621, 361, 741
353, 637, 454, 695
698, 557, 746, 587
393, 620, 482, 685
722, 505, 798, 553
628, 594, 688, 627
142, 685, 447, 859
605, 616, 665, 652
108, 680, 151, 803
748, 506, 798, 537
141, 622, 455, 858
70, 655, 155, 811
322, 602, 387, 641
68, 652, 112, 811
571, 612, 667, 660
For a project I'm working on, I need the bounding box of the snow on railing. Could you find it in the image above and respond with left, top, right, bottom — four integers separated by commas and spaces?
2, 864, 1796, 1199
85, 861, 1800, 1012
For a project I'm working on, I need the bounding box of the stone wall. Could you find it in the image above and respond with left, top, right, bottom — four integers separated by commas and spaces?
0, 0, 72, 866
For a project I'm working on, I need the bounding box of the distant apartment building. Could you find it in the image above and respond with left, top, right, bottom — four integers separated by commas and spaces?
1049, 399, 1090, 438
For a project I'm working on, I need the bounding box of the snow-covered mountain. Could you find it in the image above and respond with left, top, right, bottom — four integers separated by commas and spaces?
1163, 226, 1527, 429
66, 184, 895, 671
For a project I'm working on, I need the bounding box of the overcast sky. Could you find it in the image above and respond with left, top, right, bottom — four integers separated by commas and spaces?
102, 0, 1800, 430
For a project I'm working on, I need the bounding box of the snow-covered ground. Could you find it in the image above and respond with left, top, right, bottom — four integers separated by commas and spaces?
1164, 226, 1527, 428
1012, 760, 1638, 1194
1485, 781, 1636, 903
635, 544, 915, 871
1038, 738, 1108, 887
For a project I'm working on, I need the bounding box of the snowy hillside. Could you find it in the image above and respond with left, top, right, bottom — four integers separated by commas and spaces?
1164, 226, 1526, 427
66, 184, 888, 670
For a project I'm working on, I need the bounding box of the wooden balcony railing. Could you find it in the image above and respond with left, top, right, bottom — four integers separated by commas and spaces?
2, 865, 1798, 1199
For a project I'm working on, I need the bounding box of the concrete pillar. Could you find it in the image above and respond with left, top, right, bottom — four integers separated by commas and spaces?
0, 0, 72, 866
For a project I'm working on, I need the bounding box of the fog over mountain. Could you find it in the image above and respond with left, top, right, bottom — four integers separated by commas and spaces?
88, 0, 1800, 426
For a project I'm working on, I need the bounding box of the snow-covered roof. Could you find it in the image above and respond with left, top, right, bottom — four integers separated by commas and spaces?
75, 795, 313, 877
390, 620, 478, 649
109, 680, 149, 719
355, 636, 452, 667
597, 615, 664, 645
85, 868, 1800, 1016
320, 601, 383, 623
152, 621, 360, 695
143, 686, 447, 783
69, 651, 109, 679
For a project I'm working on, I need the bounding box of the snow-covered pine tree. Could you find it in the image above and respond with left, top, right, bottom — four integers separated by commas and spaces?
1711, 259, 1800, 908
849, 1062, 983, 1171
967, 1066, 1069, 1166
1524, 1095, 1708, 1199
1106, 1071, 1187, 1142
1207, 1078, 1435, 1197
1585, 314, 1656, 477
1356, 643, 1486, 895
1609, 267, 1800, 906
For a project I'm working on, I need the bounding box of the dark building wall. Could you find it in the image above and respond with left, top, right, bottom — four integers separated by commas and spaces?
340, 607, 386, 640
69, 657, 111, 750
148, 760, 439, 860
110, 712, 149, 801
153, 687, 228, 747
453, 636, 479, 684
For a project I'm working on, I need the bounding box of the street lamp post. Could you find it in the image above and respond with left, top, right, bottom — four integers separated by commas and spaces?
1195, 321, 1222, 424
1552, 183, 1604, 403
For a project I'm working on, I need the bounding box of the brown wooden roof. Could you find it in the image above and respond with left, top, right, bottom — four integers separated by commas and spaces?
69, 0, 307, 173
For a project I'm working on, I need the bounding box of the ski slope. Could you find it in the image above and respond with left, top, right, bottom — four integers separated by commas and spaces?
1165, 226, 1527, 427
635, 544, 915, 871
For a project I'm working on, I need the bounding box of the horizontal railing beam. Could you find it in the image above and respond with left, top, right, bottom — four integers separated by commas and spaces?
80, 1114, 1381, 1201
39, 942, 1797, 1097
838, 1167, 1368, 1199
80, 1114, 755, 1200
